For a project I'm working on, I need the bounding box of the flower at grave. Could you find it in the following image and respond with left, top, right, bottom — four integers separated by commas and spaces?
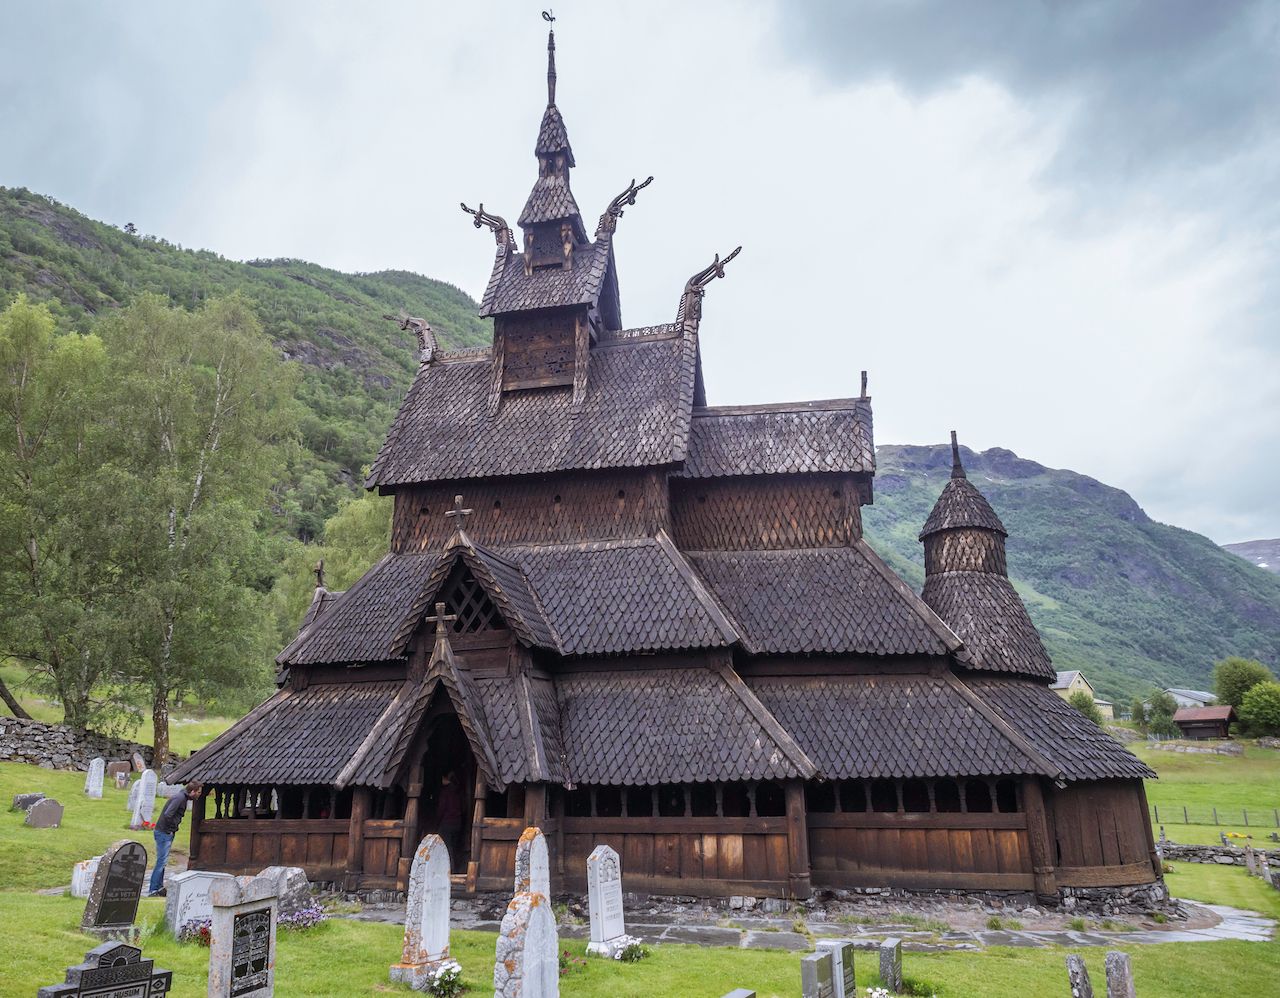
423, 959, 464, 997
613, 935, 649, 962
177, 918, 213, 946
559, 949, 587, 976
278, 900, 327, 932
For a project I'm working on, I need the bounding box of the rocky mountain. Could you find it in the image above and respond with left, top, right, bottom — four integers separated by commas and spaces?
1223, 539, 1280, 575
864, 446, 1280, 704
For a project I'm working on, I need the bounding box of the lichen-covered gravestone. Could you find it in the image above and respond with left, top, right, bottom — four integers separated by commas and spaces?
816, 938, 856, 998
258, 865, 311, 918
514, 825, 551, 897
11, 791, 45, 811
801, 950, 835, 998
1066, 953, 1095, 998
209, 872, 278, 998
586, 844, 627, 957
165, 869, 236, 934
494, 891, 559, 998
390, 835, 452, 990
81, 839, 148, 941
71, 856, 101, 898
37, 941, 172, 998
126, 777, 141, 813
879, 937, 903, 994
84, 758, 104, 799
1104, 951, 1136, 998
26, 797, 64, 827
129, 769, 157, 829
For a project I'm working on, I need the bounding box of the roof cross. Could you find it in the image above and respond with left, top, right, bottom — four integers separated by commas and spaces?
426, 601, 457, 637
444, 495, 473, 522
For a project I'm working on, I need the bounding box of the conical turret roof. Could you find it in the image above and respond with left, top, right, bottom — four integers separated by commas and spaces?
919, 432, 1007, 539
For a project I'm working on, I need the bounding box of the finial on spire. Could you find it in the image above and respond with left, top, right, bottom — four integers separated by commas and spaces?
950, 430, 967, 480
426, 601, 457, 637
861, 370, 868, 398
542, 10, 557, 105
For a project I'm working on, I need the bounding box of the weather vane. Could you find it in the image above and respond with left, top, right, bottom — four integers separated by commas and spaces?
542, 9, 555, 23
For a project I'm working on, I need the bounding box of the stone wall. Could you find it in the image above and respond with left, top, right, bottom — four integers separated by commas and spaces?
0, 716, 171, 771
1162, 843, 1278, 866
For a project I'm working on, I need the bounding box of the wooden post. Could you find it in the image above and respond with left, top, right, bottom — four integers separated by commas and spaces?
345, 787, 370, 892
1136, 781, 1163, 879
784, 780, 811, 899
1022, 777, 1058, 900
467, 772, 486, 892
188, 788, 204, 866
524, 783, 547, 827
399, 781, 422, 889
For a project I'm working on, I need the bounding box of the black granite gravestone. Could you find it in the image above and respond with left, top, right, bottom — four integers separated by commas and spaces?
37, 941, 172, 997
81, 839, 148, 939
230, 906, 273, 997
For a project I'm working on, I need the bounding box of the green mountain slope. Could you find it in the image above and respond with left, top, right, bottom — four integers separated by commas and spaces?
0, 186, 490, 538
865, 445, 1280, 703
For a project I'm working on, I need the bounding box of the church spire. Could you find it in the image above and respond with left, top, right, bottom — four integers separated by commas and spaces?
545, 13, 557, 105
950, 430, 967, 480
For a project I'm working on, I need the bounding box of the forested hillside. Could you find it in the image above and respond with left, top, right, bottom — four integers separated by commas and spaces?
865, 445, 1280, 703
0, 187, 489, 538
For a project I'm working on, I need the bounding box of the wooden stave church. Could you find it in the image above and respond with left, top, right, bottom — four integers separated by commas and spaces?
171, 26, 1161, 904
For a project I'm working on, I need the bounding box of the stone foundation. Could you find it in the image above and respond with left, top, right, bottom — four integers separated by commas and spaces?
0, 716, 173, 771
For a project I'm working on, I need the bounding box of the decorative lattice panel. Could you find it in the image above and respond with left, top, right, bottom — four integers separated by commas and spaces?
440, 566, 507, 633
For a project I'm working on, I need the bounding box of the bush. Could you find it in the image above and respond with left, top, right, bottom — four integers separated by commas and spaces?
1067, 690, 1105, 726
1240, 681, 1280, 736
1214, 657, 1275, 710
1130, 698, 1147, 730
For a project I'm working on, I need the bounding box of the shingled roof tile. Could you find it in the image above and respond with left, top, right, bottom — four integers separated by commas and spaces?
922, 571, 1056, 680
920, 477, 1007, 538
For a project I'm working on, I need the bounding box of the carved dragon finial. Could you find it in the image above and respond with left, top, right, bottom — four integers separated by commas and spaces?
460, 202, 514, 251
597, 176, 654, 236
382, 311, 438, 364
678, 245, 743, 328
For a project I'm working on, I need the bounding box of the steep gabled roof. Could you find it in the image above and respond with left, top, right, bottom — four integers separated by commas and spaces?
922, 571, 1056, 681
1174, 705, 1234, 722
478, 234, 612, 316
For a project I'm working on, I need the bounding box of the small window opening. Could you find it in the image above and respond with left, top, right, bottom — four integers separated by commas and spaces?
755, 781, 787, 817
934, 779, 962, 813
625, 786, 653, 817
721, 783, 751, 817
902, 779, 930, 813
595, 786, 623, 817
565, 787, 592, 817
870, 779, 898, 813
690, 783, 718, 817
965, 780, 993, 813
658, 785, 686, 817
995, 778, 1019, 813
805, 781, 837, 813
839, 779, 868, 812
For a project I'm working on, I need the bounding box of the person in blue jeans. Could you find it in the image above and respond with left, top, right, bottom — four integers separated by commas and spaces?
149, 780, 203, 896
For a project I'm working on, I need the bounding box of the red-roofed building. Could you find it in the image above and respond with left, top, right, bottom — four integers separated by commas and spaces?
1173, 705, 1236, 740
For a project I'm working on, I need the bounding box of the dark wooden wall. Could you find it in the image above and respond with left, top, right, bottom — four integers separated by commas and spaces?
392, 471, 668, 551
923, 528, 1007, 576
1048, 780, 1158, 887
670, 473, 863, 551
498, 312, 578, 390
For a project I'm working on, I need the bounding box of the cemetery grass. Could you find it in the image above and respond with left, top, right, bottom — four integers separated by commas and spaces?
1165, 859, 1280, 920
5, 892, 1279, 998
1137, 741, 1280, 845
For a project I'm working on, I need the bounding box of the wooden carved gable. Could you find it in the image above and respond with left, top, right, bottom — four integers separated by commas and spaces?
439, 562, 508, 634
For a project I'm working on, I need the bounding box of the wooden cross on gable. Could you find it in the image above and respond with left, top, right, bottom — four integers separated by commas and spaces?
426, 601, 457, 637
444, 495, 473, 523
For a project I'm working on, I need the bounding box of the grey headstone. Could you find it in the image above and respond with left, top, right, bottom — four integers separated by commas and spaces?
165, 869, 237, 934
156, 781, 184, 798
37, 941, 172, 998
494, 890, 559, 998
209, 873, 279, 998
70, 856, 101, 898
879, 937, 903, 994
106, 760, 132, 782
129, 769, 157, 829
389, 835, 452, 989
126, 777, 141, 813
1104, 951, 1136, 998
84, 758, 105, 799
115, 772, 128, 790
1066, 954, 1095, 998
132, 751, 146, 772
721, 991, 757, 998
11, 791, 45, 811
258, 865, 311, 918
514, 825, 551, 898
81, 839, 148, 940
26, 797, 64, 828
801, 951, 835, 998
586, 843, 627, 957
816, 938, 856, 998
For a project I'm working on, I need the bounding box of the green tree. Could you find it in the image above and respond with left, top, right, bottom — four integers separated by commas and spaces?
0, 295, 124, 728
1147, 690, 1180, 738
99, 294, 298, 757
1213, 657, 1274, 710
1067, 689, 1104, 726
1129, 697, 1147, 730
1240, 681, 1280, 736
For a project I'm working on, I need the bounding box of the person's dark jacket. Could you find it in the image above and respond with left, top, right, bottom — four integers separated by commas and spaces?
436, 781, 462, 826
156, 789, 190, 836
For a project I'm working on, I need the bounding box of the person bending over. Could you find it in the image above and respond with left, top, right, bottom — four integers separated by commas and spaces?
149, 780, 203, 896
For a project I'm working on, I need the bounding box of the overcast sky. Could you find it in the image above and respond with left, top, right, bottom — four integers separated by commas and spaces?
3, 1, 1277, 544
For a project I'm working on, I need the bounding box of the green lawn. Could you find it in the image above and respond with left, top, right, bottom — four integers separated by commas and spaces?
1138, 742, 1280, 845
1165, 860, 1280, 920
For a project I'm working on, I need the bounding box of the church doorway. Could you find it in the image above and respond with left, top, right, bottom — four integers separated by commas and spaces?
417, 713, 475, 874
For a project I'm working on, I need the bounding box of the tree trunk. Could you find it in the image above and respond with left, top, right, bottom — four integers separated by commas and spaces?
0, 675, 32, 719
152, 686, 170, 764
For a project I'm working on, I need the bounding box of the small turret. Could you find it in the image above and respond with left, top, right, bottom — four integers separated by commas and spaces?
919, 431, 1009, 577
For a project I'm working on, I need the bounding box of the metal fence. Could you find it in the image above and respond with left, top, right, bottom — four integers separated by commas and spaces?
1150, 804, 1280, 828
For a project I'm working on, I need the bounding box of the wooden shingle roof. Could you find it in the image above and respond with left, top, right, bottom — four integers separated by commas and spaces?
922, 572, 1056, 681
477, 235, 611, 316
919, 477, 1007, 539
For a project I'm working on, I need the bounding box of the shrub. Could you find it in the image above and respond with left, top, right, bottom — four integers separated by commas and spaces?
1240, 681, 1280, 736
1067, 690, 1104, 726
1214, 657, 1274, 710
1130, 698, 1147, 730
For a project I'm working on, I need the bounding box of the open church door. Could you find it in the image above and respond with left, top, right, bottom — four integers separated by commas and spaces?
416, 709, 477, 876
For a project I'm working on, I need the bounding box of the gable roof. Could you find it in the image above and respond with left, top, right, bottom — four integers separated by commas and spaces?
1051, 670, 1084, 690
478, 234, 612, 316
678, 399, 875, 479
922, 571, 1056, 681
1174, 705, 1235, 722
366, 329, 697, 487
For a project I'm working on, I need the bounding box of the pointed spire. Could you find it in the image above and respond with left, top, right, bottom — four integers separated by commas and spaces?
545, 17, 557, 106
950, 430, 967, 480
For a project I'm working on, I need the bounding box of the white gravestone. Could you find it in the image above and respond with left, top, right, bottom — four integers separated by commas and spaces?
165, 869, 237, 934
389, 835, 452, 990
514, 826, 551, 898
84, 758, 105, 799
71, 856, 101, 898
586, 844, 628, 957
209, 873, 278, 998
130, 769, 157, 829
494, 891, 559, 998
126, 778, 141, 813
115, 772, 129, 790
816, 939, 856, 998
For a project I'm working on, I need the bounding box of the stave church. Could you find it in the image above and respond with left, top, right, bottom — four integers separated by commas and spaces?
171, 23, 1161, 905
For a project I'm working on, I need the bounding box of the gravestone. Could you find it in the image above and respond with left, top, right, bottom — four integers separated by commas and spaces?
494, 891, 559, 998
11, 791, 45, 811
71, 856, 101, 898
1104, 951, 1136, 998
209, 872, 278, 998
81, 839, 148, 940
586, 844, 627, 957
106, 760, 132, 783
37, 941, 172, 998
26, 797, 64, 827
132, 751, 147, 772
816, 938, 856, 998
879, 937, 903, 994
722, 992, 757, 998
165, 869, 237, 934
115, 772, 129, 790
258, 865, 311, 918
390, 835, 452, 989
1245, 845, 1258, 876
130, 769, 158, 829
84, 758, 105, 799
801, 950, 835, 998
127, 778, 142, 813
1066, 954, 1095, 998
514, 825, 551, 898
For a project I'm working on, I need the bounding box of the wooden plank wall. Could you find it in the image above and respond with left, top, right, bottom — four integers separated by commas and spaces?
807, 813, 1035, 890
195, 819, 350, 882
1049, 780, 1157, 887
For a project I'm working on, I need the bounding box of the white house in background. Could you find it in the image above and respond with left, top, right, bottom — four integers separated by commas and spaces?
1051, 670, 1115, 720
1151, 688, 1217, 709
